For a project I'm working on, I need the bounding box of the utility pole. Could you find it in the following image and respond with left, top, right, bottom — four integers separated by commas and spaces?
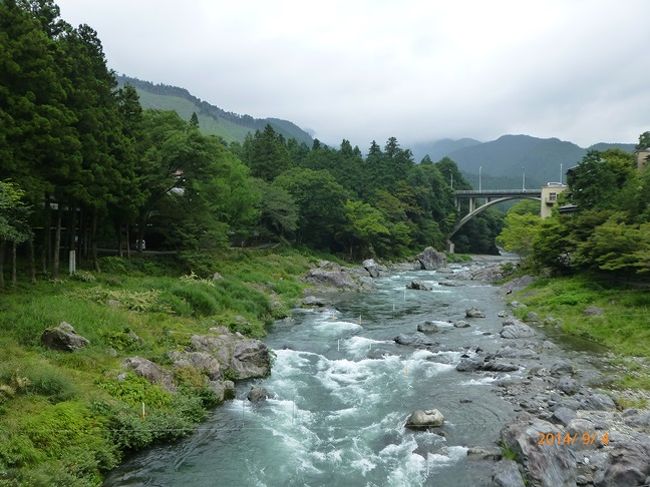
479, 166, 482, 192
522, 168, 526, 191
560, 163, 563, 184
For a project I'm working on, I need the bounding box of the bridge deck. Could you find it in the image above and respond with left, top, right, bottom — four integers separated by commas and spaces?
454, 189, 541, 198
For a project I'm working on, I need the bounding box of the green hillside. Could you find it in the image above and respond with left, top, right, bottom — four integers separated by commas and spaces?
117, 76, 313, 145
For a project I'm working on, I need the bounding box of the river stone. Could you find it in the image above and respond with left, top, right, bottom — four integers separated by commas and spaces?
456, 357, 483, 372
594, 441, 650, 487
168, 351, 221, 380
41, 322, 90, 352
305, 262, 359, 289
558, 376, 579, 395
622, 409, 650, 429
211, 380, 235, 402
362, 259, 381, 278
523, 311, 541, 323
500, 323, 535, 339
492, 459, 526, 487
501, 415, 577, 487
416, 247, 446, 270
584, 306, 604, 316
405, 409, 444, 429
123, 356, 176, 392
394, 333, 438, 348
482, 361, 519, 372
453, 320, 471, 328
552, 407, 577, 426
467, 447, 502, 461
407, 280, 432, 291
302, 295, 327, 307
580, 392, 616, 411
465, 308, 486, 318
247, 386, 269, 403
550, 361, 575, 377
417, 321, 440, 333
437, 280, 458, 287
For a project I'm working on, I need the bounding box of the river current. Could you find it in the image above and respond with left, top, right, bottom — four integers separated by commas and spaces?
105, 262, 521, 486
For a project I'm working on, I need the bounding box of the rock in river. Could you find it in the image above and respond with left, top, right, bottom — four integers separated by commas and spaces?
492, 459, 526, 487
417, 321, 440, 333
500, 322, 535, 339
394, 333, 438, 348
407, 280, 432, 291
362, 258, 381, 278
41, 321, 90, 352
247, 386, 269, 403
416, 247, 447, 270
465, 308, 486, 318
406, 409, 444, 429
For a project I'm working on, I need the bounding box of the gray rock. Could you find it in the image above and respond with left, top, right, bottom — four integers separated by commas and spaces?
168, 351, 221, 380
482, 361, 519, 372
595, 441, 650, 487
247, 386, 269, 403
492, 459, 526, 487
580, 393, 615, 411
504, 275, 535, 293
394, 333, 438, 348
550, 361, 575, 377
123, 356, 175, 392
41, 322, 90, 352
454, 320, 471, 328
523, 311, 541, 323
417, 321, 440, 333
584, 306, 604, 316
466, 308, 486, 318
416, 247, 447, 270
305, 262, 360, 289
552, 407, 577, 426
437, 280, 458, 287
558, 376, 579, 395
501, 414, 577, 487
622, 410, 650, 429
210, 380, 235, 402
467, 446, 502, 461
302, 295, 327, 307
362, 259, 381, 278
407, 280, 432, 291
405, 409, 444, 429
500, 323, 535, 339
456, 357, 483, 372
498, 311, 508, 318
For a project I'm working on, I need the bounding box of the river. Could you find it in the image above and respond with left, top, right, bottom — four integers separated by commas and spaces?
104, 260, 540, 486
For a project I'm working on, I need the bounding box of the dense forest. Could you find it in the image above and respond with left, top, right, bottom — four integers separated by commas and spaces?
0, 0, 500, 287
499, 137, 650, 275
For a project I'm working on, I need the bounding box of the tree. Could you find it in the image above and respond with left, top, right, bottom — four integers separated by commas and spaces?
0, 181, 31, 287
496, 201, 541, 257
242, 124, 292, 181
342, 200, 390, 258
256, 180, 298, 239
189, 112, 199, 128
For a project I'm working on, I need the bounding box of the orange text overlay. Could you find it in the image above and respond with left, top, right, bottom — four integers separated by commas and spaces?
537, 431, 609, 447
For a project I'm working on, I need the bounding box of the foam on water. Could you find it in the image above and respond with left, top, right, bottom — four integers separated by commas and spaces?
344, 336, 390, 358
314, 320, 362, 335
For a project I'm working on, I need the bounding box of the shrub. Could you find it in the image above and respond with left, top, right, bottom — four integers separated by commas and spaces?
169, 283, 219, 316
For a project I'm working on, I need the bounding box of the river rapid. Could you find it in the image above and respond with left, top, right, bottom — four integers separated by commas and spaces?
104, 258, 567, 486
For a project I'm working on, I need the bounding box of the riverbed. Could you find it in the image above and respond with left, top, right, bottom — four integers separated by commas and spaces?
103, 259, 611, 486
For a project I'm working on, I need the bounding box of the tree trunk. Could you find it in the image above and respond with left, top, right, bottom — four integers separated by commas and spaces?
0, 240, 5, 289
126, 224, 131, 258
53, 205, 63, 279
137, 213, 146, 253
117, 222, 123, 257
69, 203, 77, 272
28, 237, 36, 284
92, 209, 100, 272
11, 242, 17, 286
42, 193, 51, 275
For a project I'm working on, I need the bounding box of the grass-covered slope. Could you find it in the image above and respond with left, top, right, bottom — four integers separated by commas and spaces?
0, 248, 315, 486
118, 75, 313, 145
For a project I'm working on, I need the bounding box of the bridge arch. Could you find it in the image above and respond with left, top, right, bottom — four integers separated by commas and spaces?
449, 195, 541, 239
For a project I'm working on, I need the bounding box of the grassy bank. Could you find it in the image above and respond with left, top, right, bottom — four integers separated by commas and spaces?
0, 248, 317, 486
510, 274, 650, 391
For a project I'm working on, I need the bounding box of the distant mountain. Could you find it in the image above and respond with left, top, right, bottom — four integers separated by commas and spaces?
413, 134, 636, 189
411, 138, 481, 162
117, 75, 313, 145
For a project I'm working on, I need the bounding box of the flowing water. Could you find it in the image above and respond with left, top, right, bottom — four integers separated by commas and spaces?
106, 262, 523, 486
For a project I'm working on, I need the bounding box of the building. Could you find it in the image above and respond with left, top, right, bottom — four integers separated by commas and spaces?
540, 182, 567, 218
636, 149, 650, 171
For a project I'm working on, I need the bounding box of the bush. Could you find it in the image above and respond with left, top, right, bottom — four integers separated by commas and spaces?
169, 283, 219, 316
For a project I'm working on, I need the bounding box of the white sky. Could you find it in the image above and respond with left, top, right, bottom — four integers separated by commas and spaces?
57, 0, 650, 147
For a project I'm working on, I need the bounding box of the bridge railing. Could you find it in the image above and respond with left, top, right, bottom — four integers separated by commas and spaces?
454, 189, 541, 195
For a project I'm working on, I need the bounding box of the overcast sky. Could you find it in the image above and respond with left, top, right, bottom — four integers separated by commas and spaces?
57, 0, 649, 148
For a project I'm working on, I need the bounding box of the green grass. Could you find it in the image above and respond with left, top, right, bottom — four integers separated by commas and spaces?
512, 274, 650, 390
0, 248, 316, 486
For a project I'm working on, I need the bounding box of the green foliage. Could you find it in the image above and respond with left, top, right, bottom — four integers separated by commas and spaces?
96, 374, 171, 409
496, 201, 542, 257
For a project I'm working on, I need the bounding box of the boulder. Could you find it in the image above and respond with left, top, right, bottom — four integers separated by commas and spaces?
437, 280, 458, 287
523, 311, 541, 323
407, 280, 432, 291
550, 361, 575, 377
302, 295, 327, 307
305, 262, 359, 289
584, 306, 604, 317
168, 351, 221, 380
394, 333, 438, 348
405, 409, 444, 429
467, 447, 502, 461
492, 459, 526, 487
481, 361, 519, 372
417, 321, 440, 334
552, 407, 577, 426
557, 376, 578, 395
362, 259, 381, 278
210, 380, 235, 402
501, 414, 577, 487
41, 322, 90, 352
580, 392, 615, 411
247, 386, 269, 403
595, 441, 650, 487
123, 356, 175, 392
500, 322, 535, 339
416, 247, 447, 270
465, 308, 486, 318
453, 320, 471, 328
456, 357, 483, 372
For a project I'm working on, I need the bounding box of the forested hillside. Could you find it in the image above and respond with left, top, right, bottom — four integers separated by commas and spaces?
413, 134, 636, 189
0, 0, 499, 290
116, 76, 313, 145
